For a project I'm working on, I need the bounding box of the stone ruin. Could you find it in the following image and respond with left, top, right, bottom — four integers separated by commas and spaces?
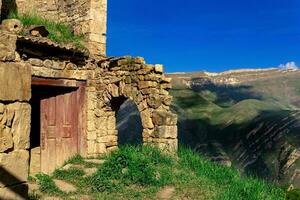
0, 1, 178, 199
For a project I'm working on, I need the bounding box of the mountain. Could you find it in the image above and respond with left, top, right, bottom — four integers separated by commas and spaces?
167, 68, 300, 188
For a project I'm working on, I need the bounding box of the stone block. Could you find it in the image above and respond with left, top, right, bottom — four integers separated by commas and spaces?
162, 76, 172, 83
87, 141, 107, 155
0, 183, 28, 200
0, 127, 13, 153
97, 135, 117, 144
0, 33, 16, 61
87, 131, 97, 140
107, 116, 116, 130
138, 81, 158, 89
9, 103, 31, 150
0, 63, 31, 101
152, 111, 177, 126
154, 126, 177, 139
163, 96, 173, 106
29, 147, 41, 176
154, 64, 164, 73
160, 83, 172, 89
0, 150, 29, 187
141, 109, 154, 129
134, 57, 145, 64
108, 84, 119, 97
1, 19, 23, 34
28, 58, 43, 66
147, 95, 162, 109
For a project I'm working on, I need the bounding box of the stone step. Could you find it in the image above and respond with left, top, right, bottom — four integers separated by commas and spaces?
84, 159, 106, 165
53, 179, 77, 193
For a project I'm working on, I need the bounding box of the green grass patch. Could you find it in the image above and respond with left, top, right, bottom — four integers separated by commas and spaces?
33, 146, 285, 199
286, 188, 300, 200
64, 154, 85, 165
178, 147, 285, 200
84, 145, 174, 192
81, 145, 284, 199
35, 173, 63, 195
53, 168, 85, 181
8, 12, 85, 48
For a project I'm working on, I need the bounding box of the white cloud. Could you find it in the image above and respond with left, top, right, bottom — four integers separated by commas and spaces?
278, 61, 299, 70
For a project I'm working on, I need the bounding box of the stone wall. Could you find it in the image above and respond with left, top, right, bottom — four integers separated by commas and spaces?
0, 32, 30, 200
1, 0, 107, 55
25, 55, 178, 156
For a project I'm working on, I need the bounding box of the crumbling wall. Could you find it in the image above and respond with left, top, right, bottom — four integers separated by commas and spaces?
14, 0, 107, 55
86, 57, 178, 155
0, 32, 30, 200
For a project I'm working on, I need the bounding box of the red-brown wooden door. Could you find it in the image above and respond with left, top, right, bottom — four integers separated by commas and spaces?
40, 89, 79, 174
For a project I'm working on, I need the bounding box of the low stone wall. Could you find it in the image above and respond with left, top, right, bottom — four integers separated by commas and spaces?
0, 33, 31, 199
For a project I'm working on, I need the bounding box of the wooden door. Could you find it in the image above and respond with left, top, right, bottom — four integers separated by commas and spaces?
40, 89, 79, 174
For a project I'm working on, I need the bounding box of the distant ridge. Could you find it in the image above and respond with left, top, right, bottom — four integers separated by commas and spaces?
167, 67, 299, 76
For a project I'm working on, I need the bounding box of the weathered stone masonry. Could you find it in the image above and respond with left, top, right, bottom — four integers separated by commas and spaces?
1, 0, 107, 55
0, 29, 177, 199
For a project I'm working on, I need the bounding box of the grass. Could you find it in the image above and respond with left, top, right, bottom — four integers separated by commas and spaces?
33, 145, 286, 199
53, 168, 85, 181
8, 12, 85, 48
35, 173, 63, 195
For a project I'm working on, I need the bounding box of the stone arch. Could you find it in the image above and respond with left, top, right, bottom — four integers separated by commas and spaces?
86, 57, 178, 155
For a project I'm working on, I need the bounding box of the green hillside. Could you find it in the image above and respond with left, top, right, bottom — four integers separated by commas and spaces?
169, 70, 300, 188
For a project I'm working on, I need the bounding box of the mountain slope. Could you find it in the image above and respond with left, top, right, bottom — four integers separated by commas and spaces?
168, 69, 300, 188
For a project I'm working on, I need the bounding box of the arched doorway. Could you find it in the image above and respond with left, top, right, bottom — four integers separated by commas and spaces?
117, 99, 143, 146
110, 97, 143, 147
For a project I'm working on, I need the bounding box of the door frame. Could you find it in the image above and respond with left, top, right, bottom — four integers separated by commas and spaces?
31, 77, 87, 157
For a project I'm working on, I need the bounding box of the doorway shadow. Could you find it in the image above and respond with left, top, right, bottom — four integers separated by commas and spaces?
1, 0, 17, 22
111, 97, 143, 146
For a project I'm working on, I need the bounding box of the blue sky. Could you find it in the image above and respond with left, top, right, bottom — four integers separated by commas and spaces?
107, 0, 300, 73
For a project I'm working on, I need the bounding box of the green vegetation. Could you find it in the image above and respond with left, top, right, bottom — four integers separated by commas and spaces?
64, 154, 85, 165
8, 13, 85, 48
32, 146, 285, 199
35, 173, 63, 195
286, 189, 300, 200
170, 76, 300, 185
53, 168, 85, 181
